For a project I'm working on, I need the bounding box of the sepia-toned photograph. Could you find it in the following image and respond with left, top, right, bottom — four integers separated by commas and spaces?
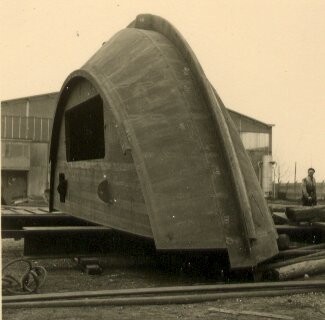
1, 1, 324, 319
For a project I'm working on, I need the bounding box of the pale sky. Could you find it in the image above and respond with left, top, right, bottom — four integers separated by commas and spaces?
1, 0, 324, 182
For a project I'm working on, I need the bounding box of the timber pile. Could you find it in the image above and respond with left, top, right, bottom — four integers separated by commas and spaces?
264, 204, 325, 280
260, 244, 325, 281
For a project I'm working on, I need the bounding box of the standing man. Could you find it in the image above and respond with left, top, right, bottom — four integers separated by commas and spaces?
301, 168, 317, 206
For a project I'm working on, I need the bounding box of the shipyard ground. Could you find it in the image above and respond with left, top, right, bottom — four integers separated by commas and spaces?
2, 236, 325, 320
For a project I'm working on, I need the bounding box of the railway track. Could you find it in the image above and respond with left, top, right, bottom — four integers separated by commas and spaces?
2, 206, 325, 310
3, 280, 325, 309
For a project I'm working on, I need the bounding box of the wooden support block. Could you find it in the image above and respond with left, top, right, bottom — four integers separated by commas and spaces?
23, 226, 112, 257
77, 257, 103, 275
1, 213, 98, 240
286, 205, 325, 222
84, 264, 103, 275
272, 212, 289, 225
77, 257, 100, 266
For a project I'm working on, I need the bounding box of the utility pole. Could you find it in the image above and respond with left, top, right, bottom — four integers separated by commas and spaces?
293, 161, 297, 198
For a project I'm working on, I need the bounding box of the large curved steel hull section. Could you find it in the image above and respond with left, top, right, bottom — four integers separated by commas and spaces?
50, 14, 278, 268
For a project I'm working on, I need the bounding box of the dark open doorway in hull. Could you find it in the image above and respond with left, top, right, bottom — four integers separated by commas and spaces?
65, 94, 105, 162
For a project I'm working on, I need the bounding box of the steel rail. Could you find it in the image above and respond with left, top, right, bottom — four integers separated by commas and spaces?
3, 287, 324, 309
3, 280, 325, 304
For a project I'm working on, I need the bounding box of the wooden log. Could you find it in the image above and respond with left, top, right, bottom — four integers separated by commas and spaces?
277, 249, 322, 258
298, 243, 325, 250
277, 234, 290, 250
312, 222, 325, 232
273, 258, 325, 280
276, 224, 318, 234
260, 251, 325, 271
286, 205, 325, 222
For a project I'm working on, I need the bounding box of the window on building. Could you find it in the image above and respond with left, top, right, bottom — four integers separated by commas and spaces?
240, 132, 269, 150
65, 95, 105, 161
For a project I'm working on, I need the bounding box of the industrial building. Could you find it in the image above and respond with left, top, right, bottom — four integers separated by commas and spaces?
1, 92, 274, 204
228, 109, 274, 196
1, 93, 57, 203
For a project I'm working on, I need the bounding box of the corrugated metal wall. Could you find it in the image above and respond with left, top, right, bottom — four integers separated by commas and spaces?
228, 109, 273, 180
1, 141, 30, 170
1, 94, 57, 203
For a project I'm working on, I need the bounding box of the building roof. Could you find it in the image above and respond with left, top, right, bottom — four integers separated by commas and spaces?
227, 108, 274, 128
1, 92, 59, 105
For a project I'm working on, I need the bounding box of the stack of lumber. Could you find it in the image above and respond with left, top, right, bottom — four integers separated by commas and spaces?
261, 243, 325, 280
263, 205, 325, 280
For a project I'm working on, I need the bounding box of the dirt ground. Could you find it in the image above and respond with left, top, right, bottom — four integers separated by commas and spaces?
2, 238, 325, 320
3, 294, 325, 320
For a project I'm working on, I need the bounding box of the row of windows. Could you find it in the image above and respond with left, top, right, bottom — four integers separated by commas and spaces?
240, 132, 270, 150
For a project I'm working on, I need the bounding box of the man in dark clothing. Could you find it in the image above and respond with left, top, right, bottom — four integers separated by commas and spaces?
301, 168, 317, 206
